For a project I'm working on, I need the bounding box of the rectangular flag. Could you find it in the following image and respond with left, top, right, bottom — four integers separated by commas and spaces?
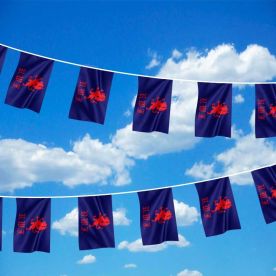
0, 45, 7, 73
5, 52, 54, 113
195, 177, 241, 237
138, 188, 178, 245
69, 67, 114, 124
251, 165, 276, 224
0, 198, 2, 251
78, 196, 115, 250
13, 198, 51, 253
195, 82, 232, 137
133, 76, 172, 134
255, 84, 276, 138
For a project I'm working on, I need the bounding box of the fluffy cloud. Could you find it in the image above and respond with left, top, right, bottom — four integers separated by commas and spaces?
185, 162, 219, 180
113, 44, 276, 159
124, 264, 137, 269
174, 199, 199, 226
77, 255, 96, 265
0, 134, 134, 192
113, 208, 132, 226
234, 94, 245, 104
160, 44, 276, 81
52, 208, 78, 237
52, 207, 131, 236
186, 112, 276, 185
177, 269, 203, 276
118, 234, 190, 252
146, 49, 161, 69
171, 49, 183, 59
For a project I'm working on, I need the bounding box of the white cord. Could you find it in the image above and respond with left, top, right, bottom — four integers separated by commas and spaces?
0, 162, 273, 199
1, 42, 276, 85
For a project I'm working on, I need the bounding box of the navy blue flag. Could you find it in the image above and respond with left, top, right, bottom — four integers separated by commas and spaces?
69, 67, 114, 124
195, 177, 241, 237
5, 52, 54, 113
0, 45, 7, 73
13, 198, 51, 253
78, 196, 115, 250
0, 198, 2, 251
251, 165, 276, 224
195, 82, 232, 137
138, 188, 178, 245
133, 76, 172, 134
255, 84, 276, 138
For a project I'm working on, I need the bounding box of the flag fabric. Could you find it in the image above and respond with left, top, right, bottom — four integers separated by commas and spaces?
255, 84, 276, 138
0, 198, 2, 251
5, 52, 54, 113
78, 196, 115, 250
195, 82, 232, 137
69, 67, 114, 124
133, 76, 172, 134
195, 177, 241, 237
0, 45, 7, 73
138, 188, 178, 245
13, 198, 51, 253
251, 165, 276, 224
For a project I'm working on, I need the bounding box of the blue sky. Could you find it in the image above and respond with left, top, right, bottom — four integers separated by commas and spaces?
0, 1, 276, 276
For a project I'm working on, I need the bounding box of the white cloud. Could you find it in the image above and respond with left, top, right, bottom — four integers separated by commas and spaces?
185, 162, 219, 180
234, 94, 245, 103
113, 208, 132, 226
171, 49, 183, 59
0, 134, 134, 192
77, 255, 96, 265
118, 234, 190, 252
146, 58, 160, 70
146, 50, 161, 69
186, 112, 276, 185
177, 269, 203, 276
113, 44, 276, 159
124, 264, 137, 269
174, 199, 199, 226
53, 207, 131, 237
52, 208, 78, 237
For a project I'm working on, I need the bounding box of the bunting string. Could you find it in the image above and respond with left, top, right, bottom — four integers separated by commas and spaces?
1, 42, 276, 85
1, 162, 275, 199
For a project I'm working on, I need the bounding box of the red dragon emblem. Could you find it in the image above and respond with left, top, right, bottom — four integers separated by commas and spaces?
267, 104, 276, 118
152, 207, 172, 224
212, 197, 232, 213
271, 187, 276, 199
86, 87, 106, 103
148, 98, 168, 113
207, 101, 229, 117
26, 217, 48, 233
23, 76, 44, 92
91, 213, 110, 229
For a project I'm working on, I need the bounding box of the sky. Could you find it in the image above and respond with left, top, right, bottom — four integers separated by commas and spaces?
0, 1, 276, 276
